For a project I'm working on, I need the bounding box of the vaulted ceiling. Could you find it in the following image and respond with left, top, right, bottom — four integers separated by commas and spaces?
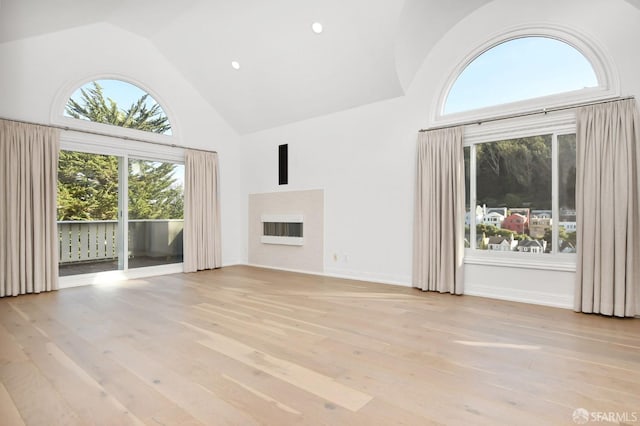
13, 1, 639, 133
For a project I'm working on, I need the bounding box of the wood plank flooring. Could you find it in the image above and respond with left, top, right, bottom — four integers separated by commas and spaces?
1, 265, 638, 425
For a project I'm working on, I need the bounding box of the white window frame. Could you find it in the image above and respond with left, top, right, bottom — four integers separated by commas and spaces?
54, 75, 186, 288
431, 25, 619, 129
440, 26, 618, 272
463, 111, 577, 272
58, 131, 185, 289
50, 73, 181, 144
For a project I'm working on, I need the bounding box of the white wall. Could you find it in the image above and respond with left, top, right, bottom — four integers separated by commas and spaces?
463, 265, 575, 309
0, 23, 244, 267
240, 97, 418, 285
239, 0, 640, 308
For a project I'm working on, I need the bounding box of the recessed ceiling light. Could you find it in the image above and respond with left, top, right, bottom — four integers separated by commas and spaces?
231, 61, 240, 70
311, 22, 323, 34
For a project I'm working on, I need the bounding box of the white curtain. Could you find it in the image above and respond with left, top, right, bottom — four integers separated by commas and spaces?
413, 127, 465, 294
0, 119, 59, 297
575, 99, 640, 317
184, 149, 222, 272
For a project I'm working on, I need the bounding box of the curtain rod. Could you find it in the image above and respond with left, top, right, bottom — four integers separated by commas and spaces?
0, 116, 218, 154
419, 96, 636, 132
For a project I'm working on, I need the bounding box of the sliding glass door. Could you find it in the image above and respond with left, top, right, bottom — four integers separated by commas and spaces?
57, 151, 184, 276
58, 151, 120, 276
128, 159, 184, 268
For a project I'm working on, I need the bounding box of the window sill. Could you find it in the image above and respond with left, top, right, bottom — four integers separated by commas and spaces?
463, 250, 576, 272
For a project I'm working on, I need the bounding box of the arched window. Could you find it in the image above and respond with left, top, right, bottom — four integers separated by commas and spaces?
450, 32, 616, 262
56, 78, 184, 280
65, 79, 172, 135
444, 37, 599, 115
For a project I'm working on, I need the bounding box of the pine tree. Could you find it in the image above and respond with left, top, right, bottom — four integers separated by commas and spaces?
128, 160, 184, 220
57, 152, 119, 220
65, 82, 171, 133
58, 82, 182, 220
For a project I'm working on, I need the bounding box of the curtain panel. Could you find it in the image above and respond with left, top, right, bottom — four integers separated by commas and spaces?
0, 119, 60, 297
184, 149, 222, 272
575, 99, 640, 317
413, 127, 465, 294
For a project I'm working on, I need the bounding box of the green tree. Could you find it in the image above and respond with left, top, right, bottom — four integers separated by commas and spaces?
66, 82, 171, 134
476, 224, 527, 241
542, 227, 576, 253
57, 152, 119, 220
58, 82, 182, 221
476, 135, 552, 209
128, 160, 184, 219
558, 134, 577, 210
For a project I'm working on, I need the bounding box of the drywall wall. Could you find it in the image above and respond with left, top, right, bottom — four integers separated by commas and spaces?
239, 0, 640, 308
464, 264, 575, 309
240, 96, 417, 285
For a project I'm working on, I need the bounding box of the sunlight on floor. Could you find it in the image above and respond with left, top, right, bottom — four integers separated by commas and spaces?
454, 340, 541, 350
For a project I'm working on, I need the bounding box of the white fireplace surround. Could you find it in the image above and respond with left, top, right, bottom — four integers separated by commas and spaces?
260, 214, 304, 246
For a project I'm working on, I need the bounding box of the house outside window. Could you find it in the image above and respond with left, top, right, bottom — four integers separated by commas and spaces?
464, 129, 576, 256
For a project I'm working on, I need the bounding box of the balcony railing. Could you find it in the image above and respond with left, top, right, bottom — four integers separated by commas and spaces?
58, 219, 184, 264
58, 220, 118, 263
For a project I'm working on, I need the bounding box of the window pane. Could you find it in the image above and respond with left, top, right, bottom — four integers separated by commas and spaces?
57, 151, 120, 275
65, 79, 172, 135
558, 134, 577, 253
445, 37, 598, 114
128, 159, 184, 268
475, 135, 552, 253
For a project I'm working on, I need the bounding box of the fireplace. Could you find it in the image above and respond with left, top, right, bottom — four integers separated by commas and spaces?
260, 214, 304, 246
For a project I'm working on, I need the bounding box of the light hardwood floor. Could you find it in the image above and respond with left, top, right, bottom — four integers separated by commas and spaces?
1, 266, 639, 425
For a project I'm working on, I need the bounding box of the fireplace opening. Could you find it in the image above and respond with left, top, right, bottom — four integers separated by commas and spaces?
260, 214, 304, 246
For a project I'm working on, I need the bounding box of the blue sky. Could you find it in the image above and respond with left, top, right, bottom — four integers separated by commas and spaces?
444, 37, 598, 114
70, 79, 159, 110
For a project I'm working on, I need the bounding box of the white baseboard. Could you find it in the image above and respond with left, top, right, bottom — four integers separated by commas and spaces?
244, 263, 573, 310
464, 283, 573, 309
323, 267, 411, 287
245, 263, 412, 288
246, 263, 322, 276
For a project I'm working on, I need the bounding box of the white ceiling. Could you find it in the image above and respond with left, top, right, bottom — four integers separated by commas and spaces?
0, 0, 503, 133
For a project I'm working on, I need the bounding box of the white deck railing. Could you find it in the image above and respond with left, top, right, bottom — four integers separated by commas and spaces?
58, 220, 118, 263
58, 219, 183, 263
